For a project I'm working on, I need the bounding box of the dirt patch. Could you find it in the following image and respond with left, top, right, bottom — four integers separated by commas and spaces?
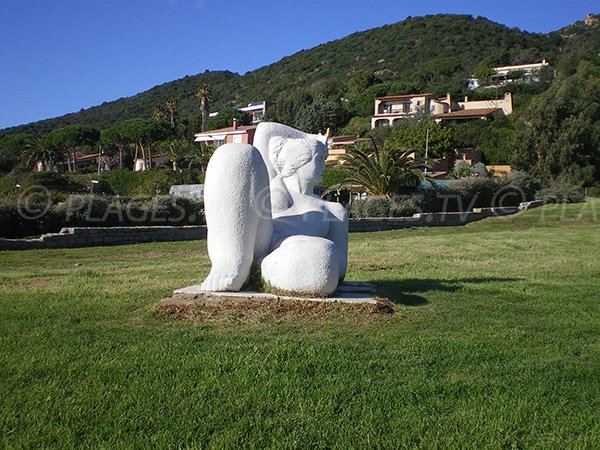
155, 293, 395, 324
17, 277, 55, 287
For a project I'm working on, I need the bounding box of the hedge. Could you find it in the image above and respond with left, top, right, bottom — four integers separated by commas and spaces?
0, 195, 204, 239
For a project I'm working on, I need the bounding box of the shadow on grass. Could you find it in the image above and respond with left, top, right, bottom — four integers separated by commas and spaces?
378, 277, 524, 306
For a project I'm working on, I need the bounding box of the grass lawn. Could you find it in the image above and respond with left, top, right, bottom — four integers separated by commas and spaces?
1, 200, 599, 448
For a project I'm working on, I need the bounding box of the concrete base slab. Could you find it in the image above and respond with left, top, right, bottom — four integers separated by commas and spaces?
173, 281, 378, 304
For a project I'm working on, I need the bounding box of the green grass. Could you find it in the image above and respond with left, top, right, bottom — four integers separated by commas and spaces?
1, 200, 599, 448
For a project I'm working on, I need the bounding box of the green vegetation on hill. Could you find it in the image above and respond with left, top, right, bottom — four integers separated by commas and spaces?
0, 14, 568, 137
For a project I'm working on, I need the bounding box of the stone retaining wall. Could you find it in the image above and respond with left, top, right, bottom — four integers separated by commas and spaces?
0, 226, 206, 250
0, 201, 543, 250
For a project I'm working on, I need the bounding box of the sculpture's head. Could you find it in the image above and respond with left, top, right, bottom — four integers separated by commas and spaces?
254, 122, 330, 183
269, 134, 328, 185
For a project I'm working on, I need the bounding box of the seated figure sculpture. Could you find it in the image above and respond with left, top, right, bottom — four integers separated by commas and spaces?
200, 122, 348, 296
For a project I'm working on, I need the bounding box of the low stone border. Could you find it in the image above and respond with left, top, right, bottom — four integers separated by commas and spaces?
0, 226, 206, 250
0, 201, 543, 250
348, 201, 543, 232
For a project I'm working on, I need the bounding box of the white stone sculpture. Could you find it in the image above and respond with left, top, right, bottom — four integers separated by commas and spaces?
200, 122, 348, 296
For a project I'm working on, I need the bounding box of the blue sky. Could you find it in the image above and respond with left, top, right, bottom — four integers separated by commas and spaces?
0, 0, 597, 130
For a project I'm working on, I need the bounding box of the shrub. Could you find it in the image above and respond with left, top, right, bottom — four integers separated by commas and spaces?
535, 180, 585, 203
453, 161, 471, 178
363, 196, 393, 217
0, 172, 20, 199
587, 184, 600, 198
391, 193, 426, 217
101, 169, 141, 196
501, 170, 541, 201
22, 172, 70, 187
349, 198, 366, 218
448, 177, 501, 209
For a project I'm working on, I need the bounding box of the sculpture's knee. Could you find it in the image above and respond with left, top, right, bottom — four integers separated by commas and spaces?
202, 144, 271, 292
261, 236, 340, 296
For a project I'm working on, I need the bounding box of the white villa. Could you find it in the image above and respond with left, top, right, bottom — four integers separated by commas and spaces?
208, 101, 267, 124
468, 60, 551, 89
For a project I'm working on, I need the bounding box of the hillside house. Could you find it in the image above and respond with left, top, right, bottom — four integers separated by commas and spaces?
371, 93, 455, 128
194, 118, 257, 147
371, 92, 513, 128
468, 60, 551, 89
208, 101, 267, 125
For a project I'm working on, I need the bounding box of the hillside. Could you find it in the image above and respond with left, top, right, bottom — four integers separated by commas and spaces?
0, 13, 593, 137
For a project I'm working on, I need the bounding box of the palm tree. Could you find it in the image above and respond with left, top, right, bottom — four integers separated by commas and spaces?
195, 85, 212, 132
21, 137, 62, 172
159, 139, 190, 171
186, 142, 215, 174
153, 100, 178, 129
335, 140, 432, 198
166, 100, 177, 128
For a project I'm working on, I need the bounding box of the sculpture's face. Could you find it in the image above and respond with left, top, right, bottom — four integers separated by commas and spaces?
270, 136, 328, 185
306, 140, 327, 184
290, 139, 327, 186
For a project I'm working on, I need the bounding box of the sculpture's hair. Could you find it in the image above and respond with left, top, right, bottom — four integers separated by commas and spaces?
269, 136, 317, 178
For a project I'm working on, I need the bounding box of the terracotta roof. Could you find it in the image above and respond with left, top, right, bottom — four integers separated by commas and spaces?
376, 93, 433, 100
436, 108, 499, 119
329, 135, 359, 142
75, 153, 98, 161
329, 135, 368, 144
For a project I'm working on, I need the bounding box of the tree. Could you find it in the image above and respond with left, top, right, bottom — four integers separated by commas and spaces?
0, 148, 18, 174
153, 100, 177, 128
166, 100, 177, 128
21, 136, 62, 172
414, 57, 462, 84
0, 133, 30, 173
385, 121, 455, 159
335, 140, 431, 197
344, 69, 381, 114
294, 94, 348, 134
158, 139, 193, 171
118, 119, 171, 170
195, 85, 213, 132
185, 143, 215, 173
513, 58, 600, 185
451, 117, 516, 164
264, 90, 312, 126
101, 123, 132, 169
48, 125, 100, 172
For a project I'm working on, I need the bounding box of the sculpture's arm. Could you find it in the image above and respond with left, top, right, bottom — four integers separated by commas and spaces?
326, 203, 348, 281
